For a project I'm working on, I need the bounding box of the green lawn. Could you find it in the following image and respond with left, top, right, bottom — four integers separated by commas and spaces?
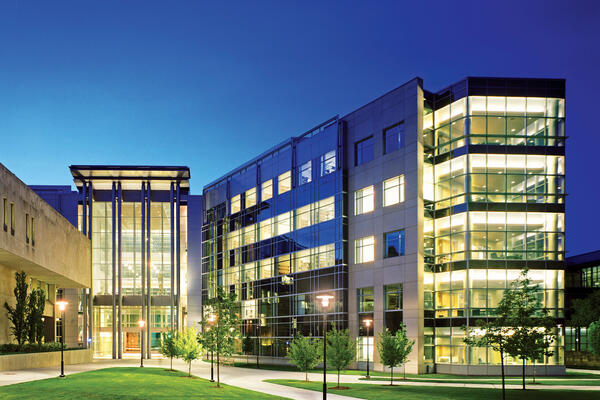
266, 379, 599, 400
233, 361, 600, 383
0, 367, 288, 400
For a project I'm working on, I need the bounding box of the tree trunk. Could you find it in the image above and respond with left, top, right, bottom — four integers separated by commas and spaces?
390, 366, 394, 386
171, 356, 173, 371
188, 361, 191, 377
217, 351, 220, 387
532, 360, 536, 384
500, 349, 505, 400
305, 370, 308, 382
522, 358, 526, 390
338, 369, 340, 388
404, 364, 406, 380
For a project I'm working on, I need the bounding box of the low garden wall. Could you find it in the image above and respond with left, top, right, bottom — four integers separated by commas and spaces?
566, 351, 600, 368
0, 348, 92, 371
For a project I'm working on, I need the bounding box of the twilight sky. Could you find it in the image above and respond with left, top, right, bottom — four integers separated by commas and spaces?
0, 0, 599, 255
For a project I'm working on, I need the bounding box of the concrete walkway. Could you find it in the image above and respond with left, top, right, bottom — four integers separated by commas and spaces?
1, 358, 599, 398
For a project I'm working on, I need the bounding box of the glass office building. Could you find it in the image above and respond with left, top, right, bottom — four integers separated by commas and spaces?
70, 166, 190, 358
201, 119, 346, 358
199, 76, 566, 375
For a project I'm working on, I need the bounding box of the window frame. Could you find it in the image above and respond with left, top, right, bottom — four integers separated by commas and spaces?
354, 136, 374, 166
384, 229, 405, 258
384, 121, 405, 154
354, 185, 375, 215
383, 175, 405, 207
355, 235, 375, 264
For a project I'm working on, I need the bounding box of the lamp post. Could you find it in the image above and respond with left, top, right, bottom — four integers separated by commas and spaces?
363, 319, 372, 379
56, 301, 68, 378
138, 320, 145, 368
207, 314, 216, 382
316, 294, 333, 400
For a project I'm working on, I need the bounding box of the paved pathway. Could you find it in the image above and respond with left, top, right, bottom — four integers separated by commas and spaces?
1, 358, 599, 398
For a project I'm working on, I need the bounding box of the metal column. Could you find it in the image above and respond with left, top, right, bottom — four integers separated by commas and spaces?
111, 182, 116, 359
82, 183, 88, 348
117, 182, 123, 359
170, 182, 175, 331
87, 182, 93, 351
140, 182, 146, 359
175, 182, 181, 330
146, 181, 152, 359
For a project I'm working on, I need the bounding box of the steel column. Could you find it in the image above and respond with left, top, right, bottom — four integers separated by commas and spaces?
140, 182, 146, 359
87, 182, 93, 351
146, 181, 151, 359
111, 182, 116, 359
170, 182, 175, 331
81, 183, 88, 348
175, 182, 181, 330
117, 182, 123, 359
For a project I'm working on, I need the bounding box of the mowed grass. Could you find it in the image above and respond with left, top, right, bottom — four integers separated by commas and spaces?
0, 367, 288, 400
266, 379, 599, 400
233, 362, 600, 385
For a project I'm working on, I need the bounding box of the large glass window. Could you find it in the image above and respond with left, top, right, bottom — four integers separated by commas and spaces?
384, 122, 404, 154
384, 230, 405, 258
582, 266, 600, 288
355, 136, 374, 166
320, 150, 336, 176
354, 185, 374, 215
261, 179, 273, 201
298, 160, 312, 185
230, 194, 241, 214
355, 236, 375, 264
358, 287, 374, 312
385, 284, 403, 310
278, 171, 291, 194
245, 187, 257, 208
383, 175, 405, 206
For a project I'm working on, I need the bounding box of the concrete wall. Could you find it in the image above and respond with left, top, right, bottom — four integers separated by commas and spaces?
344, 78, 424, 373
0, 164, 91, 289
0, 164, 90, 346
436, 363, 566, 376
0, 348, 92, 371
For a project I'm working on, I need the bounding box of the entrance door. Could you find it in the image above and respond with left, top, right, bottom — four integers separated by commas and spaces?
125, 332, 140, 353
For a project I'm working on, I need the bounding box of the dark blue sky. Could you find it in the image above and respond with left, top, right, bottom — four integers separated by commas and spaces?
1, 1, 598, 255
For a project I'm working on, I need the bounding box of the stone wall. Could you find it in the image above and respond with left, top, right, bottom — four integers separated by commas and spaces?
0, 348, 92, 371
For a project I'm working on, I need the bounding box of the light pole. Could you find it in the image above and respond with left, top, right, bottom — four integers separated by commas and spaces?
316, 294, 333, 400
138, 320, 145, 368
57, 301, 68, 378
207, 314, 216, 382
363, 319, 372, 379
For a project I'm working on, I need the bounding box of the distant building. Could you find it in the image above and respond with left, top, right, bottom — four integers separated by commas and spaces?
565, 250, 600, 352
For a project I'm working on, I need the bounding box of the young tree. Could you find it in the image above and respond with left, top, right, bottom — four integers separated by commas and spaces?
589, 318, 600, 356
174, 327, 203, 377
4, 271, 29, 350
324, 323, 356, 389
569, 291, 600, 330
503, 270, 556, 390
198, 287, 240, 387
377, 325, 415, 385
287, 333, 322, 382
27, 288, 46, 347
241, 333, 253, 365
160, 330, 178, 371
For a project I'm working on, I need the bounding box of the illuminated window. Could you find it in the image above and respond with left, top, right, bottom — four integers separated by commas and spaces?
298, 161, 312, 185
384, 122, 404, 154
261, 179, 273, 201
384, 230, 405, 258
259, 219, 273, 241
317, 196, 335, 223
230, 194, 241, 214
355, 236, 375, 263
358, 287, 374, 312
354, 186, 374, 215
295, 204, 312, 230
355, 136, 374, 166
278, 171, 291, 194
385, 284, 403, 310
383, 175, 405, 206
320, 150, 336, 176
245, 187, 257, 208
276, 212, 291, 235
